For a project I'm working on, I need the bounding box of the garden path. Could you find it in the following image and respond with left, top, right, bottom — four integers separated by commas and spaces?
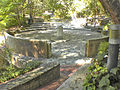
0, 23, 102, 90
36, 26, 102, 90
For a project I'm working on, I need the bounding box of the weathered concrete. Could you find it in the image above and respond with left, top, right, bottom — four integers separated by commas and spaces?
57, 64, 90, 90
0, 62, 60, 90
57, 25, 63, 39
86, 36, 109, 57
107, 25, 120, 71
4, 32, 52, 58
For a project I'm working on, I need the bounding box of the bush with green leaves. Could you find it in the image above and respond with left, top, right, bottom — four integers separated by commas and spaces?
0, 43, 12, 69
83, 42, 120, 90
0, 42, 41, 83
0, 60, 41, 83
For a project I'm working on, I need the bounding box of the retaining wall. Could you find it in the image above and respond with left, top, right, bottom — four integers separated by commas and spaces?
4, 32, 52, 58
85, 36, 109, 57
0, 62, 60, 90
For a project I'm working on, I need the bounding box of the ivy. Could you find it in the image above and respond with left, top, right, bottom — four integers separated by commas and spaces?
99, 74, 110, 87
0, 60, 41, 83
83, 42, 120, 90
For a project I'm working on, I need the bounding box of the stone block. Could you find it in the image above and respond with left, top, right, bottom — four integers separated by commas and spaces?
57, 25, 63, 39
86, 36, 109, 57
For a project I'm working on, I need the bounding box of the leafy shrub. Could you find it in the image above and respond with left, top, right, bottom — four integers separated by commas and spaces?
83, 42, 120, 90
5, 17, 18, 28
43, 14, 51, 21
103, 23, 111, 31
0, 43, 12, 69
96, 42, 109, 62
0, 42, 41, 83
0, 60, 41, 83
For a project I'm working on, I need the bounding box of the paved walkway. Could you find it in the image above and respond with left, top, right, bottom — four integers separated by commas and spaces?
38, 29, 102, 65
57, 64, 90, 90
35, 28, 102, 90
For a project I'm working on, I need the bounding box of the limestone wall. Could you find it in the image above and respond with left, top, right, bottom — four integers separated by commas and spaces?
86, 36, 109, 57
4, 33, 52, 58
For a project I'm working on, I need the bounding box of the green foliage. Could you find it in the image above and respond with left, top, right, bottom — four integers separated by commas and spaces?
78, 0, 105, 18
0, 0, 29, 29
99, 74, 110, 87
83, 41, 120, 89
96, 42, 108, 65
98, 42, 109, 52
54, 0, 73, 19
0, 42, 12, 66
0, 43, 41, 82
97, 42, 108, 53
0, 60, 41, 83
43, 14, 51, 21
103, 23, 111, 31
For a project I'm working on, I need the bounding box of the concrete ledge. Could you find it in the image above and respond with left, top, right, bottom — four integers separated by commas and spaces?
85, 36, 109, 57
4, 32, 52, 58
0, 62, 60, 90
57, 64, 90, 90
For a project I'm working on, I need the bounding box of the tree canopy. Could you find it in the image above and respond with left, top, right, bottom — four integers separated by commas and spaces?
0, 0, 117, 29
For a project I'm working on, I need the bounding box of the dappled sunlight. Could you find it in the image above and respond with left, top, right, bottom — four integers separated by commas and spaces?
85, 34, 91, 36
38, 30, 54, 33
70, 0, 87, 28
73, 0, 87, 11
25, 50, 29, 57
70, 18, 87, 28
0, 35, 5, 44
75, 58, 92, 66
65, 53, 79, 57
61, 52, 79, 59
60, 48, 68, 52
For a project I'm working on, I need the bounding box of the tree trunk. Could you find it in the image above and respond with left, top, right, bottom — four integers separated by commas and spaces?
22, 0, 26, 25
99, 0, 120, 24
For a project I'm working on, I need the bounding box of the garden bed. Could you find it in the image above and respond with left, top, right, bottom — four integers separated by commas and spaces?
0, 62, 60, 90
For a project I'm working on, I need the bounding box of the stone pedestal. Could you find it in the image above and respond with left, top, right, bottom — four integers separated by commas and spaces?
57, 25, 63, 39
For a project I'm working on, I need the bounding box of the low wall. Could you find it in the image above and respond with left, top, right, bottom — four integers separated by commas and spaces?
4, 32, 52, 58
0, 62, 60, 90
85, 36, 109, 57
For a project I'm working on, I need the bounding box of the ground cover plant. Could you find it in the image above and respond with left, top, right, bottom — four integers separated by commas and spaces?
0, 43, 41, 83
0, 60, 41, 83
83, 42, 120, 90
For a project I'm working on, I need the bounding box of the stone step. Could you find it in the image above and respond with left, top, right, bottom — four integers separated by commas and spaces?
30, 26, 48, 28
31, 22, 51, 26
31, 22, 62, 27
25, 27, 47, 30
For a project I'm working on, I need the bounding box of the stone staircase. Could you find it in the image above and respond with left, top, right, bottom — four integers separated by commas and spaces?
25, 22, 57, 31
